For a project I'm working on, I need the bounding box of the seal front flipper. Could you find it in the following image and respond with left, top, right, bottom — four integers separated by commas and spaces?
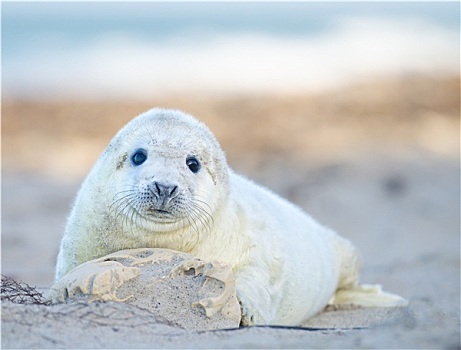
329, 284, 408, 308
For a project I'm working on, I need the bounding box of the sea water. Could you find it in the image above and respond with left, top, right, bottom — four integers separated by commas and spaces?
2, 2, 459, 100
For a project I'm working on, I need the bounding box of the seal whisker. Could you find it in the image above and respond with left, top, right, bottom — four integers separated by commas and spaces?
139, 131, 153, 145
113, 193, 142, 236
128, 201, 140, 237
145, 120, 161, 145
110, 187, 138, 208
112, 188, 138, 198
119, 199, 136, 235
177, 127, 195, 149
110, 197, 130, 222
109, 193, 136, 215
127, 205, 142, 235
192, 199, 215, 226
181, 139, 197, 152
190, 204, 213, 234
191, 201, 214, 230
185, 210, 202, 250
110, 192, 137, 217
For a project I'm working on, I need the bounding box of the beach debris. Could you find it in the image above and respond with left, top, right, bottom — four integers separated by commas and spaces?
1, 274, 51, 305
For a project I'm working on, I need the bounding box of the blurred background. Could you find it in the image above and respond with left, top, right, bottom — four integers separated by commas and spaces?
1, 3, 459, 332
2, 2, 459, 100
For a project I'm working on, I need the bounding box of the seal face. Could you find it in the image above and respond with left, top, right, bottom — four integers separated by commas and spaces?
113, 145, 202, 226
105, 110, 228, 239
55, 108, 407, 326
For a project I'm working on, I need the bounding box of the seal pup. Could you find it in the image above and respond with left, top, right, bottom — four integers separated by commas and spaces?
55, 108, 407, 326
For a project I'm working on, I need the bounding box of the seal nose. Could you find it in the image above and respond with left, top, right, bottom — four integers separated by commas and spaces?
152, 181, 178, 200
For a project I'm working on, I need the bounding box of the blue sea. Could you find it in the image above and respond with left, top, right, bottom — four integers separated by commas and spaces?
2, 2, 459, 100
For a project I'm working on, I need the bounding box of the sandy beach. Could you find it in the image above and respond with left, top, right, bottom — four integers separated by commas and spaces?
2, 76, 460, 348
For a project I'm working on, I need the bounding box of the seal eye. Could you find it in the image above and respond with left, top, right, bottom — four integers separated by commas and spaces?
131, 149, 147, 166
186, 156, 201, 174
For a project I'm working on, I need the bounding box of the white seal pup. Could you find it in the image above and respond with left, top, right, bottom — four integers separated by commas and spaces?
56, 108, 407, 326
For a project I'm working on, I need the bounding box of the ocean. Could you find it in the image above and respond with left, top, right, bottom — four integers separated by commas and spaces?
2, 2, 459, 100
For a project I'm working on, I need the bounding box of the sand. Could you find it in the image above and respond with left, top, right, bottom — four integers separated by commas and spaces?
1, 76, 460, 348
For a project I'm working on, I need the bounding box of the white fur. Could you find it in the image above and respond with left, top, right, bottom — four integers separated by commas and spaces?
56, 108, 407, 325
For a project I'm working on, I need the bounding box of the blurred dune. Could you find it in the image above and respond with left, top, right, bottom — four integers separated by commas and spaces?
2, 76, 459, 180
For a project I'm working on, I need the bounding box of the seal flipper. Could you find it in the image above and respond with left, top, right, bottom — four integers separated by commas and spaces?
330, 284, 408, 307
330, 234, 408, 308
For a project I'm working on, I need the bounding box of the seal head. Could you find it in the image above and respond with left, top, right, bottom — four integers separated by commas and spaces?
56, 109, 229, 279
108, 109, 228, 234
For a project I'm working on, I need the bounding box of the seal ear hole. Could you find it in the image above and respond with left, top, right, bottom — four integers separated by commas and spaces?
186, 156, 201, 174
131, 149, 148, 166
